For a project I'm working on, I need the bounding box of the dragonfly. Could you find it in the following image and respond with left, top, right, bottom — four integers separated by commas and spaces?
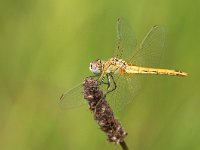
60, 18, 187, 111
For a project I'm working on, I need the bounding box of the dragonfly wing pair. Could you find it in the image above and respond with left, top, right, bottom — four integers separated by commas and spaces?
115, 18, 165, 67
107, 18, 165, 112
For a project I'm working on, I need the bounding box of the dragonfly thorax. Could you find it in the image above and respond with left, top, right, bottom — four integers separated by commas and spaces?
107, 57, 129, 74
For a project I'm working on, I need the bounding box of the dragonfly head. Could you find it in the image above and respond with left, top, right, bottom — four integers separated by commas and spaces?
89, 59, 103, 75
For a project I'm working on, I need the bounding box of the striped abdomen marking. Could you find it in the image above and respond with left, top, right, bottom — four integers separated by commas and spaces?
125, 66, 188, 77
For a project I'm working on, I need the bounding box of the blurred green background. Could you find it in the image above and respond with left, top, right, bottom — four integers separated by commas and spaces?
0, 0, 199, 150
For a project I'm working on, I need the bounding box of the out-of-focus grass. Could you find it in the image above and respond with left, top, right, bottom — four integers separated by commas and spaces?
0, 0, 199, 150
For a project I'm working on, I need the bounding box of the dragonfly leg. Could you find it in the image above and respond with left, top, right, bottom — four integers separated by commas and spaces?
94, 74, 116, 112
102, 74, 110, 91
105, 74, 117, 95
105, 74, 111, 91
99, 74, 110, 88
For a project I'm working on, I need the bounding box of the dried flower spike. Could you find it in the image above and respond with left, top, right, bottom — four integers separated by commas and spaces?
83, 77, 128, 150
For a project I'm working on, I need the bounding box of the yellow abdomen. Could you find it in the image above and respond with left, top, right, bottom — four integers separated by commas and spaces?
125, 66, 188, 77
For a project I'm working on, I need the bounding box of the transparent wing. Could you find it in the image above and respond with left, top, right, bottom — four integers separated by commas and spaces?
106, 74, 141, 113
59, 83, 86, 109
129, 25, 165, 67
108, 25, 164, 112
114, 18, 137, 59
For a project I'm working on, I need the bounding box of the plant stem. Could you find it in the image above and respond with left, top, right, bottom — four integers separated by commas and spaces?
120, 141, 129, 150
